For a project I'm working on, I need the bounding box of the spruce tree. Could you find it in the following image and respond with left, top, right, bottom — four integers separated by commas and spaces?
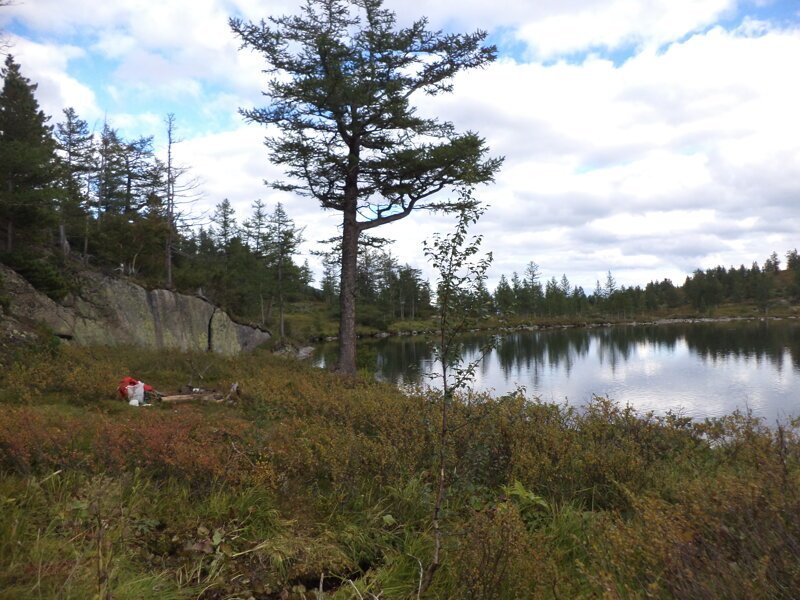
242, 198, 268, 256
264, 202, 304, 342
211, 198, 237, 251
0, 55, 58, 252
95, 122, 126, 215
494, 274, 515, 314
242, 198, 273, 324
55, 107, 94, 255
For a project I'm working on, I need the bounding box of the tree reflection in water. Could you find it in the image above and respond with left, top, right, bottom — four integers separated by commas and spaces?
315, 320, 800, 419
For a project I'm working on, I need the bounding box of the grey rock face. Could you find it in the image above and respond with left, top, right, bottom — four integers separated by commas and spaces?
0, 265, 270, 355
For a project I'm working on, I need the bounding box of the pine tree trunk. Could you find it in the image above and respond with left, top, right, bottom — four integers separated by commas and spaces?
59, 223, 70, 256
337, 210, 359, 374
265, 296, 273, 322
279, 293, 285, 342
3, 179, 12, 252
82, 216, 90, 265
278, 259, 285, 343
165, 114, 175, 289
164, 229, 173, 289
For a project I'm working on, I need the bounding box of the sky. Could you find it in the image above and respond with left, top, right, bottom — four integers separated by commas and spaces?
2, 0, 799, 292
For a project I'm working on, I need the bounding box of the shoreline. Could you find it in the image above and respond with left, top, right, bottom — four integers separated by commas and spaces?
311, 313, 799, 344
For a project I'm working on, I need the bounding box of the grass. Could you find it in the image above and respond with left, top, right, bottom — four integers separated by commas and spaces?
1, 343, 800, 598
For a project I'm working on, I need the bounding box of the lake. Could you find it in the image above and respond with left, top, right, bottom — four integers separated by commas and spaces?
315, 319, 800, 421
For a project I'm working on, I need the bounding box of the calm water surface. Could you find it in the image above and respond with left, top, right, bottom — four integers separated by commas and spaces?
316, 320, 800, 420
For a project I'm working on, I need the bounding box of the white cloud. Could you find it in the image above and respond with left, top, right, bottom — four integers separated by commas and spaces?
90, 30, 137, 59
384, 0, 739, 57
3, 0, 799, 291
106, 112, 163, 136
516, 0, 737, 58
409, 21, 800, 288
2, 0, 271, 108
588, 209, 718, 238
1, 0, 132, 33
5, 36, 99, 120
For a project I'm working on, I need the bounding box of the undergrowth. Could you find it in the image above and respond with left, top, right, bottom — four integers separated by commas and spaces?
1, 344, 799, 598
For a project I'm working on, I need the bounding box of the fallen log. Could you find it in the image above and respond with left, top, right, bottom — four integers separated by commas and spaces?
160, 393, 223, 404
155, 383, 239, 405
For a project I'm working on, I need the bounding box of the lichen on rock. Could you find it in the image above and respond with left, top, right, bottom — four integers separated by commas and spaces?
0, 265, 270, 355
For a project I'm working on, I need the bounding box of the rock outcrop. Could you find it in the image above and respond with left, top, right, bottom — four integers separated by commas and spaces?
0, 265, 270, 355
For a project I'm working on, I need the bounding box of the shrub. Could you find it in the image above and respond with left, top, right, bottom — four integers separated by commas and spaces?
0, 251, 70, 300
3, 345, 800, 597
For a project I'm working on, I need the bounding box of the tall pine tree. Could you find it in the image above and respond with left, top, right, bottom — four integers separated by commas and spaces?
231, 0, 502, 373
0, 55, 58, 252
264, 202, 304, 342
55, 107, 93, 256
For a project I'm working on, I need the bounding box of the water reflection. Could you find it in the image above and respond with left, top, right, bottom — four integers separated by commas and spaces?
315, 320, 800, 420
683, 321, 800, 370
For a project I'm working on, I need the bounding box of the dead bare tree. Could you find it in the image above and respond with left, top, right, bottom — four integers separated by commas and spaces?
163, 113, 202, 289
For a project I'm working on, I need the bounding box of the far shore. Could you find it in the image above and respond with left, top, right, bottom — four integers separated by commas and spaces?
311, 312, 799, 344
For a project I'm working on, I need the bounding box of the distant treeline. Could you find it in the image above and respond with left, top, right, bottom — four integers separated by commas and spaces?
1, 55, 796, 332
0, 55, 305, 325
489, 250, 799, 319
0, 55, 433, 331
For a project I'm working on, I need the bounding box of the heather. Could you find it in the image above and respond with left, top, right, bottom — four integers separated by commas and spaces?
1, 344, 799, 598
